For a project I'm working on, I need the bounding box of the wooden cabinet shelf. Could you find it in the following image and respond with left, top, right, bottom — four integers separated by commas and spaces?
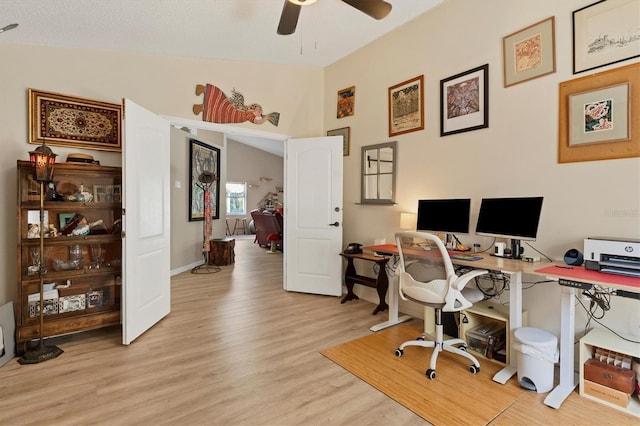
16, 160, 122, 353
579, 328, 640, 418
459, 300, 528, 366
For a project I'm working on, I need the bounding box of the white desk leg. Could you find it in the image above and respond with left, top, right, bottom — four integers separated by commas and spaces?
493, 270, 521, 384
370, 267, 411, 332
544, 286, 577, 408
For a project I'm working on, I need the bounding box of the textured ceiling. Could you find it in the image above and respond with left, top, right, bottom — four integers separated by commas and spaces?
0, 0, 444, 67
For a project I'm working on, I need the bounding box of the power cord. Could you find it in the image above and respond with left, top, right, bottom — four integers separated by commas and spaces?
524, 241, 553, 262
575, 292, 640, 344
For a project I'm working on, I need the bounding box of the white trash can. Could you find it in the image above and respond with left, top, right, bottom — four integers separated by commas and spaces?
512, 327, 559, 393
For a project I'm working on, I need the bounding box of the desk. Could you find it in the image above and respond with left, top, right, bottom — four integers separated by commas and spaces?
534, 265, 640, 409
339, 252, 393, 315
365, 244, 550, 384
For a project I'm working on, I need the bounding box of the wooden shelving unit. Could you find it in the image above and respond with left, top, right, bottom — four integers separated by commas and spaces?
16, 160, 122, 353
579, 328, 640, 418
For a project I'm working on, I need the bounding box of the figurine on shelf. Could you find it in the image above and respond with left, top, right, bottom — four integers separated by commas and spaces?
45, 181, 64, 202
27, 223, 40, 239
48, 224, 59, 238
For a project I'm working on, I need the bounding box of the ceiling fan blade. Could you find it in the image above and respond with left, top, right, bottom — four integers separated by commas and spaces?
277, 1, 302, 35
0, 23, 19, 33
341, 0, 392, 20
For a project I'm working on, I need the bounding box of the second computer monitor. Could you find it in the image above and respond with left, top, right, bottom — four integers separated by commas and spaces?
416, 198, 471, 234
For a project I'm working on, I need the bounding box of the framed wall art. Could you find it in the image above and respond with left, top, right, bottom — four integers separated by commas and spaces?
58, 213, 76, 229
93, 185, 121, 203
572, 0, 640, 74
189, 138, 221, 222
337, 86, 355, 118
558, 62, 639, 163
327, 127, 351, 156
29, 88, 122, 152
440, 64, 489, 136
388, 75, 424, 137
503, 17, 556, 87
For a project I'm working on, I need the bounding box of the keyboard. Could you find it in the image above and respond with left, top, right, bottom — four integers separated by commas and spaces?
450, 254, 483, 261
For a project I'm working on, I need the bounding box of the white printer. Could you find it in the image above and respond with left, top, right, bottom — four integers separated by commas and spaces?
584, 237, 640, 278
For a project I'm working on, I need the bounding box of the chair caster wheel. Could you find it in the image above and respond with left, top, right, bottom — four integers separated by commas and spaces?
459, 345, 467, 351
426, 369, 436, 379
469, 365, 480, 374
395, 348, 404, 357
416, 336, 425, 341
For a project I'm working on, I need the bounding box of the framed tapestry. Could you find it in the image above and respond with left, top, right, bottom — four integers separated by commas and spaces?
189, 138, 221, 221
337, 86, 355, 118
440, 64, 489, 136
388, 75, 424, 137
572, 0, 640, 74
327, 127, 351, 156
558, 62, 639, 163
503, 17, 556, 87
29, 88, 122, 152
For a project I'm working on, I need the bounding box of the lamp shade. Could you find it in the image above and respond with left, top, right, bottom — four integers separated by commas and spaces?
400, 212, 417, 230
29, 142, 57, 182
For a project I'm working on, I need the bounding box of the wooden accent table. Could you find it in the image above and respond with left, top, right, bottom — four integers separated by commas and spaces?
339, 252, 391, 315
209, 237, 235, 266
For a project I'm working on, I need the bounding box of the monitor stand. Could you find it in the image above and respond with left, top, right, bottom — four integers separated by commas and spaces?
511, 239, 523, 259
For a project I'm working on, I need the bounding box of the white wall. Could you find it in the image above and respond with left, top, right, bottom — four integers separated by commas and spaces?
0, 43, 324, 304
325, 0, 640, 338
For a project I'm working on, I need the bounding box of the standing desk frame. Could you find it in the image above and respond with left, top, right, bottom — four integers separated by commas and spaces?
364, 243, 545, 383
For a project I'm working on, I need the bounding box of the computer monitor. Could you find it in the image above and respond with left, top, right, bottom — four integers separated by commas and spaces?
475, 196, 544, 259
416, 198, 471, 238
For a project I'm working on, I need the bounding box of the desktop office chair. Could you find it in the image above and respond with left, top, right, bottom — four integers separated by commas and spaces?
394, 231, 489, 379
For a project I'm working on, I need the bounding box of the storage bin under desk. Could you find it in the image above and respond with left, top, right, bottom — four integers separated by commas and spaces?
458, 300, 527, 366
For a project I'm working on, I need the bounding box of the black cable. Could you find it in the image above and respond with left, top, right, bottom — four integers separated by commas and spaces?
524, 241, 553, 262
575, 294, 640, 344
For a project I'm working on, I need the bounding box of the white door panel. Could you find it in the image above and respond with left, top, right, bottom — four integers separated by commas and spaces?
284, 137, 343, 296
122, 99, 171, 345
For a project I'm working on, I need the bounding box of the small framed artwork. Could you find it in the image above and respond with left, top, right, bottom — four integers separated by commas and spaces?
327, 127, 351, 156
28, 88, 122, 152
337, 86, 355, 118
572, 0, 640, 74
569, 82, 629, 146
58, 213, 76, 229
93, 185, 120, 203
440, 64, 489, 136
189, 138, 221, 222
558, 62, 639, 163
388, 75, 424, 137
503, 17, 556, 87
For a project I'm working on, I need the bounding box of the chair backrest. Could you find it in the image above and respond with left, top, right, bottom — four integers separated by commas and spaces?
394, 231, 474, 311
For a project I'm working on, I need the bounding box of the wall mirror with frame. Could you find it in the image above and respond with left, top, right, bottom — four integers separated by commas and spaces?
361, 141, 397, 205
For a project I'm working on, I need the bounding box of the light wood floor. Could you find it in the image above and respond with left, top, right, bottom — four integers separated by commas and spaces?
0, 237, 637, 425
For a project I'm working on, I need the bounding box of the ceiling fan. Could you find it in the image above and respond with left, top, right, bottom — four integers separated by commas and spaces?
0, 23, 19, 34
277, 0, 392, 35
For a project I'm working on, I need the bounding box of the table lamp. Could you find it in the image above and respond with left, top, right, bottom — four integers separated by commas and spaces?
400, 212, 417, 230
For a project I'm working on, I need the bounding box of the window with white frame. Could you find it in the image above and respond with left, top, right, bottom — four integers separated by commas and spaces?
226, 182, 247, 215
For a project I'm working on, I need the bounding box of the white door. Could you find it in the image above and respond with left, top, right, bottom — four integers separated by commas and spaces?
284, 136, 343, 296
122, 99, 171, 344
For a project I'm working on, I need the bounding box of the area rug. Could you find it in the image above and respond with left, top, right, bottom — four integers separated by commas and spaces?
320, 324, 526, 425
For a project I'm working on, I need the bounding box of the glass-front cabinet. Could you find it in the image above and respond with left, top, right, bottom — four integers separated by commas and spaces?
16, 160, 122, 353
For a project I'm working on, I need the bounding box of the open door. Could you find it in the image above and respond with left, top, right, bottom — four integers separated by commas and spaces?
122, 99, 171, 344
284, 136, 343, 296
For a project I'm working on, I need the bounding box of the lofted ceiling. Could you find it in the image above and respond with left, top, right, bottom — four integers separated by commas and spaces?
0, 0, 444, 67
2, 0, 444, 156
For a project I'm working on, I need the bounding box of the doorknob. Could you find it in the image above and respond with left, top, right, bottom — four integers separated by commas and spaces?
329, 222, 340, 227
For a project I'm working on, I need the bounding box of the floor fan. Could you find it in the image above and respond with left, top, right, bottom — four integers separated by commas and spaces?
191, 171, 220, 274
